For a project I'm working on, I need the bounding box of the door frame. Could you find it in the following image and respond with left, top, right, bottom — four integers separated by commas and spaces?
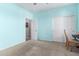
25, 18, 38, 41
25, 18, 31, 41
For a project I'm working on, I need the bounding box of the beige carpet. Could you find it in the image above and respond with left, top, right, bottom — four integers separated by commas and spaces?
0, 40, 79, 56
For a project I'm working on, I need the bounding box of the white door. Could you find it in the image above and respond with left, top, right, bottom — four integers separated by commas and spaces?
53, 16, 65, 42
31, 20, 38, 40
53, 16, 76, 42
64, 16, 76, 40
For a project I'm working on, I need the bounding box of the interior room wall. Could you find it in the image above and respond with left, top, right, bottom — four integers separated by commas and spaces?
34, 4, 77, 41
0, 3, 79, 50
0, 3, 33, 50
76, 4, 79, 32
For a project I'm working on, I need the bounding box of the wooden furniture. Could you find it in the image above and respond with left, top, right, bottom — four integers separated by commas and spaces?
64, 30, 79, 51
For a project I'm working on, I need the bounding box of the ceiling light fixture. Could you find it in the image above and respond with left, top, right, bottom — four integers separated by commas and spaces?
33, 3, 49, 6
46, 3, 48, 4
33, 3, 37, 5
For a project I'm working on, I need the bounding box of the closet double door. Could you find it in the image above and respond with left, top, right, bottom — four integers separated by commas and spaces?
53, 16, 76, 42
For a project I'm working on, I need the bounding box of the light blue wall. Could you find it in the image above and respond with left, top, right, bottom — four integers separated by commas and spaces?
0, 3, 79, 49
34, 4, 77, 41
76, 4, 79, 32
0, 3, 33, 50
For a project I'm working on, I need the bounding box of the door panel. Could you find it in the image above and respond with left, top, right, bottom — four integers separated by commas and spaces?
64, 16, 76, 40
53, 16, 65, 42
31, 20, 38, 40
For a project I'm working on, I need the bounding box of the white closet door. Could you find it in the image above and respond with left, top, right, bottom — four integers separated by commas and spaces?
53, 16, 76, 42
53, 16, 65, 42
31, 20, 38, 40
64, 16, 76, 40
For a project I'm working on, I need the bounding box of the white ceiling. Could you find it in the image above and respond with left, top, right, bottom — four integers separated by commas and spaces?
17, 3, 72, 12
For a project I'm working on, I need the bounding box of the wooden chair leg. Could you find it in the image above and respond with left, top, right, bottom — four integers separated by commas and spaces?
70, 46, 74, 52
70, 47, 73, 52
65, 42, 67, 47
66, 42, 69, 50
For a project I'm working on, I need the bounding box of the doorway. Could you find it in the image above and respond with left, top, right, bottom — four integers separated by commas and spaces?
25, 18, 31, 41
25, 18, 38, 41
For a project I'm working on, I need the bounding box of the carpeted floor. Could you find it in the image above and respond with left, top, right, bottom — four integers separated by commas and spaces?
0, 40, 79, 56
